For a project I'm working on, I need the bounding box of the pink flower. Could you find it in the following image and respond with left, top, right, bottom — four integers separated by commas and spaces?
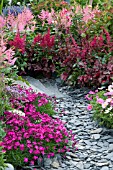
29, 149, 33, 154
87, 104, 93, 111
14, 141, 20, 146
2, 85, 77, 165
30, 160, 34, 165
33, 156, 38, 160
0, 16, 6, 29
104, 91, 113, 96
102, 102, 108, 109
85, 94, 92, 100
9, 33, 26, 54
106, 98, 112, 103
20, 144, 24, 151
89, 91, 95, 94
96, 98, 104, 104
24, 157, 28, 162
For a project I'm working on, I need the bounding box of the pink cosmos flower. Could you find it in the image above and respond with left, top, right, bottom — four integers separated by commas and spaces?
87, 104, 93, 111
102, 102, 108, 109
96, 98, 104, 104
85, 94, 92, 100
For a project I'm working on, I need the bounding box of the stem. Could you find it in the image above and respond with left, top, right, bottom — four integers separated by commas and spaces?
89, 0, 93, 6
0, 0, 3, 14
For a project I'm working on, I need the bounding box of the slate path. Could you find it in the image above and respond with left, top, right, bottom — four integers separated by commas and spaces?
16, 77, 113, 170
53, 85, 113, 170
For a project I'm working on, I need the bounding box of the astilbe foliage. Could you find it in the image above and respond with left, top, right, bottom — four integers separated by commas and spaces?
31, 0, 69, 16
33, 28, 55, 48
59, 29, 113, 87
77, 30, 113, 86
1, 85, 76, 167
26, 29, 56, 77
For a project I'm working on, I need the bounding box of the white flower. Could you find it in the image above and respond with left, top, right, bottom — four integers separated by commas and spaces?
105, 98, 112, 103
108, 83, 113, 92
9, 109, 25, 117
105, 106, 112, 114
8, 0, 12, 5
17, 2, 21, 5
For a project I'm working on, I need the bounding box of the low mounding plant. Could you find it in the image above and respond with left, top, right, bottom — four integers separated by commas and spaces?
0, 30, 18, 170
86, 83, 113, 128
60, 29, 113, 87
0, 122, 6, 170
1, 85, 76, 167
31, 0, 69, 16
6, 85, 55, 116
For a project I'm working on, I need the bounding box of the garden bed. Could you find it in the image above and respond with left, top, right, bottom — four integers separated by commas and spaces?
0, 0, 113, 169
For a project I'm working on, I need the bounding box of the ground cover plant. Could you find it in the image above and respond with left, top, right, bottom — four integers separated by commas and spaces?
86, 83, 113, 128
1, 85, 76, 167
0, 123, 6, 170
0, 23, 18, 169
0, 11, 77, 167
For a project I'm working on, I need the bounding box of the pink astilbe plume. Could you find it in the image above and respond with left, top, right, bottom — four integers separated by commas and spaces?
82, 5, 100, 23
6, 8, 35, 32
0, 35, 16, 67
17, 8, 34, 32
0, 16, 6, 30
59, 8, 73, 29
38, 8, 73, 30
38, 9, 55, 26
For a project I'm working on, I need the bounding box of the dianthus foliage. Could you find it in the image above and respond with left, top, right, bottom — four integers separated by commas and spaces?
1, 85, 76, 167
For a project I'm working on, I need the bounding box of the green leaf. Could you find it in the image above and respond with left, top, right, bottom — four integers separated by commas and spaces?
0, 0, 3, 14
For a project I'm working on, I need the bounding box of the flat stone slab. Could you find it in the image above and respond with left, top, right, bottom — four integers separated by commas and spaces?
13, 80, 44, 94
22, 76, 65, 98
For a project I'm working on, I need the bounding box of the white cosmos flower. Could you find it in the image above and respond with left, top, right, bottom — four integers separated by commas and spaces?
105, 106, 112, 114
108, 83, 113, 92
106, 98, 112, 103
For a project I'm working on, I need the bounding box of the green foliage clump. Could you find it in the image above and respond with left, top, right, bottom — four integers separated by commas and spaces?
87, 84, 113, 128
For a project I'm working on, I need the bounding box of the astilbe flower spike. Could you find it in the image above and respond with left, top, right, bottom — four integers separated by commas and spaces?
6, 8, 35, 32
33, 29, 55, 48
9, 32, 26, 54
0, 34, 16, 67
